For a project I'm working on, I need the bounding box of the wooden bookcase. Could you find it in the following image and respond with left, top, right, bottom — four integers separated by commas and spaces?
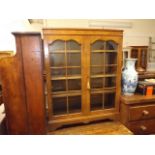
0, 29, 123, 134
43, 28, 123, 131
130, 46, 148, 71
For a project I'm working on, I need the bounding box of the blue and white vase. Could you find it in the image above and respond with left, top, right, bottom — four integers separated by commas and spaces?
122, 58, 138, 95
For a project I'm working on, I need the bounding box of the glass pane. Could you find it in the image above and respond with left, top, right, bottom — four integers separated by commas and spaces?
91, 67, 105, 75
104, 77, 116, 87
68, 96, 81, 113
50, 53, 65, 67
106, 41, 117, 50
104, 93, 115, 109
91, 40, 105, 50
66, 40, 80, 50
68, 79, 81, 90
105, 53, 117, 65
53, 97, 67, 115
52, 80, 66, 92
67, 53, 81, 66
131, 50, 138, 58
91, 94, 103, 111
91, 53, 104, 66
51, 68, 66, 77
91, 78, 103, 89
105, 66, 117, 74
67, 68, 81, 76
49, 40, 65, 52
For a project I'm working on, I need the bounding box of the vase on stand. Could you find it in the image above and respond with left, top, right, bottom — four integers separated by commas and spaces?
122, 58, 138, 96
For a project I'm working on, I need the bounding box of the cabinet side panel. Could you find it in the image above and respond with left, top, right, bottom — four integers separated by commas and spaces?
20, 34, 46, 134
0, 48, 28, 134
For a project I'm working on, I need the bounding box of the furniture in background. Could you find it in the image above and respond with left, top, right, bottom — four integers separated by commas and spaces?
43, 28, 123, 131
130, 46, 148, 72
147, 37, 155, 71
120, 94, 155, 134
138, 71, 155, 81
123, 46, 155, 81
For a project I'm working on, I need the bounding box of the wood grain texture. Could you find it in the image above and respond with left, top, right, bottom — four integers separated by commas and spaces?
0, 33, 46, 134
128, 119, 155, 134
48, 120, 133, 135
43, 28, 123, 131
121, 94, 155, 104
0, 51, 28, 134
0, 84, 2, 105
13, 33, 46, 134
120, 94, 155, 134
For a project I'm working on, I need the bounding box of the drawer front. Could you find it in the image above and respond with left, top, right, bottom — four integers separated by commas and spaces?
128, 119, 155, 134
129, 104, 155, 121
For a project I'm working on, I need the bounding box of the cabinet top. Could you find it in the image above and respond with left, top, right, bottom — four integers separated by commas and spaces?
121, 94, 155, 104
12, 32, 41, 36
43, 28, 123, 36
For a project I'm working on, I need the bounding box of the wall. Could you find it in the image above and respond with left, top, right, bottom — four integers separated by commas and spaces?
0, 20, 42, 51
0, 19, 155, 51
44, 19, 155, 47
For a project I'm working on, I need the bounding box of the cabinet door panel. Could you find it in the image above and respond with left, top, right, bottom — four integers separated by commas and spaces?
46, 38, 83, 117
68, 96, 81, 113
90, 39, 118, 111
91, 94, 103, 110
52, 80, 66, 92
53, 97, 67, 115
68, 79, 81, 90
67, 68, 81, 76
67, 53, 81, 66
50, 53, 65, 67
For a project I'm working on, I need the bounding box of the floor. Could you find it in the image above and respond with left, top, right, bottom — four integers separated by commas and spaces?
48, 120, 133, 135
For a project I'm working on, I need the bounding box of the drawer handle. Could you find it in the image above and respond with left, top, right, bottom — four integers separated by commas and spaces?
142, 110, 149, 116
140, 125, 147, 131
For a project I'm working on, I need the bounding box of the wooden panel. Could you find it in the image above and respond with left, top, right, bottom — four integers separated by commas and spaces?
48, 121, 133, 135
0, 95, 2, 105
13, 33, 46, 134
120, 94, 155, 135
0, 50, 28, 134
121, 94, 155, 105
128, 119, 155, 134
43, 28, 123, 37
0, 83, 2, 105
129, 104, 155, 121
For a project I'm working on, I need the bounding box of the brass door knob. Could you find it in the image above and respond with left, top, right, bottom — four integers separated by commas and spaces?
140, 125, 147, 131
142, 110, 149, 116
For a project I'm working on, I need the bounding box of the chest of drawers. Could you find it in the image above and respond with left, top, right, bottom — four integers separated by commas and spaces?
120, 94, 155, 134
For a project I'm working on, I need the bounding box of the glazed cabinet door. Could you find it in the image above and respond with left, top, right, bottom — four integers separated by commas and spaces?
88, 37, 121, 113
44, 36, 87, 119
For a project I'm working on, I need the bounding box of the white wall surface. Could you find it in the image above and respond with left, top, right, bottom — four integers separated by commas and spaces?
0, 19, 42, 51
0, 19, 155, 51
